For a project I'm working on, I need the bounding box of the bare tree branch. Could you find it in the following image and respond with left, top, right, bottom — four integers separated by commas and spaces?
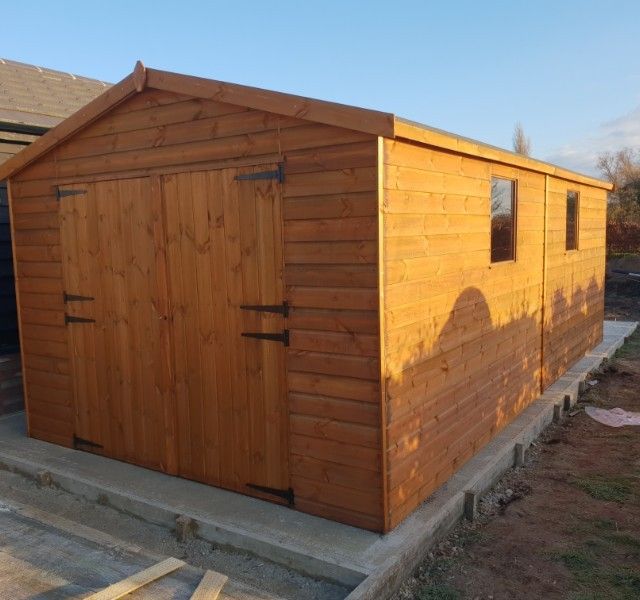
512, 122, 531, 156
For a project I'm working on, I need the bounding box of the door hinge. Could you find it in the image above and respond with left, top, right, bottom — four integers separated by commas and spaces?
56, 187, 87, 200
246, 483, 294, 506
65, 314, 95, 324
73, 434, 103, 450
241, 330, 289, 346
64, 292, 95, 303
240, 301, 289, 318
235, 164, 284, 183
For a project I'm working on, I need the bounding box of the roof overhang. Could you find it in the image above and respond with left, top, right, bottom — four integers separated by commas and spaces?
0, 61, 614, 191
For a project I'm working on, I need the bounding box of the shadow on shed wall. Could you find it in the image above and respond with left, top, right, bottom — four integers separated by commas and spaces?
386, 276, 603, 526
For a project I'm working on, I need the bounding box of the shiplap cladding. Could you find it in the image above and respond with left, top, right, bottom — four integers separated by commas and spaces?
5, 72, 609, 533
541, 177, 606, 387
9, 88, 383, 530
382, 139, 546, 528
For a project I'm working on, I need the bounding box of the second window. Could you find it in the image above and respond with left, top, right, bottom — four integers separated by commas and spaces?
490, 177, 517, 262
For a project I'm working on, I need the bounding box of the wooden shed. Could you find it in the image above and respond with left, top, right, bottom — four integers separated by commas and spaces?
0, 62, 612, 532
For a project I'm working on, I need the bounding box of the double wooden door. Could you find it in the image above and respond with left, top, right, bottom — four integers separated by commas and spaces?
59, 166, 289, 501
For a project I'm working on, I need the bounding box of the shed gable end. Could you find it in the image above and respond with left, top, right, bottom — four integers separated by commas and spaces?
9, 84, 384, 531
15, 87, 377, 185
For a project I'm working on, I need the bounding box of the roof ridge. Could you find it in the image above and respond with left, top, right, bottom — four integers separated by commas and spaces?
0, 62, 613, 190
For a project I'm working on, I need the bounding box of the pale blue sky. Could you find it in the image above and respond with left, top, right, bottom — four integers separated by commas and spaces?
3, 0, 639, 174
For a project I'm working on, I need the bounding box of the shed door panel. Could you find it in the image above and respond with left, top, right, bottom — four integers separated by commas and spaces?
162, 167, 288, 497
60, 178, 169, 470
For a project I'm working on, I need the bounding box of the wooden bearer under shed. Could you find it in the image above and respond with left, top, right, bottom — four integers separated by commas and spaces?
0, 62, 612, 532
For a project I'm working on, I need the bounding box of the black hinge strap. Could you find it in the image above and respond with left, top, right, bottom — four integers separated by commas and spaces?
241, 330, 289, 346
246, 483, 294, 506
73, 434, 103, 449
240, 302, 289, 317
235, 164, 284, 183
56, 187, 86, 200
64, 292, 95, 303
65, 314, 95, 324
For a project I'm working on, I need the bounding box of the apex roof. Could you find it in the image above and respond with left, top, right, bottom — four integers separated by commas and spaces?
0, 61, 612, 189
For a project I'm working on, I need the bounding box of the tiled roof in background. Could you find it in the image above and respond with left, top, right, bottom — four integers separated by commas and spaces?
0, 58, 110, 165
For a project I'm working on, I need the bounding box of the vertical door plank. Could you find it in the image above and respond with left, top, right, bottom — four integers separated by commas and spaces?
108, 181, 136, 460
221, 168, 251, 488
127, 179, 162, 467
191, 171, 220, 483
95, 181, 124, 459
83, 186, 112, 455
60, 191, 90, 440
73, 188, 101, 448
207, 169, 235, 487
119, 181, 146, 463
176, 173, 206, 480
236, 169, 265, 488
152, 175, 178, 475
163, 173, 192, 476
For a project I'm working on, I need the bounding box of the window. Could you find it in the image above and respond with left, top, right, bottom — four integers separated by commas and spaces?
490, 177, 516, 262
566, 190, 579, 250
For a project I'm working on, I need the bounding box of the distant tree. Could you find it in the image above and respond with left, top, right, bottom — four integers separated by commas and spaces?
512, 122, 531, 156
597, 148, 640, 222
597, 148, 640, 254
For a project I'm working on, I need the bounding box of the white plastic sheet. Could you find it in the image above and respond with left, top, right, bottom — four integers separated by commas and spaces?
585, 406, 640, 428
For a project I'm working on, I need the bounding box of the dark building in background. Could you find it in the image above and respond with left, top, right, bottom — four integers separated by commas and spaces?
0, 59, 108, 412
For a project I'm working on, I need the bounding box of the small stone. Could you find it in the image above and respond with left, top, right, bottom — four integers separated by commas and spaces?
175, 514, 197, 543
36, 470, 52, 487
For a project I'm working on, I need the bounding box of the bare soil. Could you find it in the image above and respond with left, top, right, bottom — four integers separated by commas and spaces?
395, 286, 640, 600
605, 269, 640, 322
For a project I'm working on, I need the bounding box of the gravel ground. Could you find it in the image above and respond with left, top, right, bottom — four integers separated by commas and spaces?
0, 467, 350, 600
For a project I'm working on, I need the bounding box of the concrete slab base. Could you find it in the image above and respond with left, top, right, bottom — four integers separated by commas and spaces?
0, 320, 636, 598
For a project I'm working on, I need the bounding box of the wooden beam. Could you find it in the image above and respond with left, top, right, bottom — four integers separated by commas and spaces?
146, 68, 395, 137
393, 118, 613, 191
190, 570, 228, 600
86, 557, 185, 600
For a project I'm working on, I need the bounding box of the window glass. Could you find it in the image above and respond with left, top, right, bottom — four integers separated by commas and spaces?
491, 177, 516, 262
566, 190, 579, 250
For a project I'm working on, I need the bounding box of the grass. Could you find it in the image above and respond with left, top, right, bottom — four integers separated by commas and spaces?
551, 518, 640, 600
413, 555, 464, 599
607, 252, 640, 259
570, 475, 634, 502
556, 549, 596, 575
593, 518, 619, 531
553, 546, 640, 600
417, 584, 461, 600
456, 528, 486, 548
606, 532, 640, 552
615, 329, 640, 360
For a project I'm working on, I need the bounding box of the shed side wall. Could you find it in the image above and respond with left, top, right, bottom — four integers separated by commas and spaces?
382, 138, 607, 529
382, 139, 546, 528
9, 87, 383, 531
542, 177, 606, 386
